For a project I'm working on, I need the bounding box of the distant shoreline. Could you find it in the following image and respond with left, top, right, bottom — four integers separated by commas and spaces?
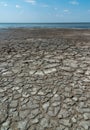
0, 22, 90, 24
0, 28, 90, 42
0, 28, 90, 31
0, 23, 90, 29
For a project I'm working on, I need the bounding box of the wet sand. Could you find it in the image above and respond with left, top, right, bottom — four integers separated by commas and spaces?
0, 29, 90, 130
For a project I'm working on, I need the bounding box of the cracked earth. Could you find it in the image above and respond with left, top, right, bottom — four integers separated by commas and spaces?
0, 29, 90, 130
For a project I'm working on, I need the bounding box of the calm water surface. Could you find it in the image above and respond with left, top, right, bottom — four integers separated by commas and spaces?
0, 23, 90, 29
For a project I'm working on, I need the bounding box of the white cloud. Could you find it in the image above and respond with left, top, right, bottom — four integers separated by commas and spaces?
42, 4, 49, 8
63, 9, 71, 14
16, 5, 21, 8
69, 1, 79, 5
56, 14, 63, 17
64, 9, 69, 13
4, 3, 8, 7
25, 0, 36, 5
54, 8, 58, 10
0, 2, 8, 7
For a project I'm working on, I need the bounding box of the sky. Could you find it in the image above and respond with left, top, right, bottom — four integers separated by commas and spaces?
0, 0, 90, 23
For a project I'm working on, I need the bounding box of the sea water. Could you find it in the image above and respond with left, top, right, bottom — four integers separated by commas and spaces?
0, 23, 90, 29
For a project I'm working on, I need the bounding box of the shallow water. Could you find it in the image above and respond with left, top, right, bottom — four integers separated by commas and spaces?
0, 23, 90, 29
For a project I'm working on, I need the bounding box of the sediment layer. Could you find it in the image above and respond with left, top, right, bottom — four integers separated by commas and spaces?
0, 29, 90, 130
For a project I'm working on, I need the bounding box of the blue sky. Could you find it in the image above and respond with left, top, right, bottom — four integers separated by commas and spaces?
0, 0, 90, 23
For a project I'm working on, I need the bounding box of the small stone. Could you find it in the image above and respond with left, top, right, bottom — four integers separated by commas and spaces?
79, 97, 87, 101
83, 113, 89, 120
85, 70, 90, 75
44, 63, 59, 69
10, 100, 18, 108
31, 118, 39, 124
56, 125, 65, 130
31, 88, 37, 95
77, 127, 85, 130
64, 92, 70, 98
2, 71, 12, 76
83, 78, 90, 82
48, 107, 55, 117
18, 89, 22, 93
40, 118, 49, 128
73, 89, 83, 95
22, 92, 30, 98
18, 120, 27, 130
72, 117, 77, 123
12, 111, 18, 118
27, 101, 39, 109
12, 68, 20, 73
44, 68, 56, 74
38, 91, 44, 95
52, 102, 60, 107
54, 94, 59, 97
58, 114, 63, 119
79, 121, 90, 130
60, 119, 71, 127
53, 94, 60, 101
34, 95, 41, 101
2, 120, 10, 128
79, 102, 85, 108
82, 108, 90, 113
12, 86, 19, 91
48, 110, 54, 117
53, 88, 57, 94
35, 71, 44, 76
63, 59, 78, 68
65, 87, 71, 92
47, 93, 53, 98
54, 106, 60, 115
15, 54, 22, 58
0, 88, 4, 92
64, 128, 69, 130
31, 109, 39, 117
42, 102, 49, 112
20, 110, 30, 119
72, 97, 78, 101
14, 78, 22, 84
60, 66, 74, 72
13, 93, 21, 99
58, 109, 70, 118
64, 98, 74, 106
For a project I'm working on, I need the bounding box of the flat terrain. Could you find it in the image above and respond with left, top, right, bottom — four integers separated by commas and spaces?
0, 29, 90, 130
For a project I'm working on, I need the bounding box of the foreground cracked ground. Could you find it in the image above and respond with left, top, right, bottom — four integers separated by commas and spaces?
0, 29, 90, 130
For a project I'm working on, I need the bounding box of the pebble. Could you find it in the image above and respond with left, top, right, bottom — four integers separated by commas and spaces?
60, 119, 72, 127
44, 68, 57, 74
42, 102, 49, 111
10, 100, 18, 108
72, 97, 78, 101
38, 91, 44, 95
20, 110, 30, 119
31, 118, 39, 124
83, 113, 89, 120
18, 120, 27, 130
79, 121, 90, 130
72, 117, 77, 123
40, 118, 49, 128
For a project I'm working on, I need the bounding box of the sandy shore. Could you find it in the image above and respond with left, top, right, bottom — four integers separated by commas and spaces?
0, 29, 90, 130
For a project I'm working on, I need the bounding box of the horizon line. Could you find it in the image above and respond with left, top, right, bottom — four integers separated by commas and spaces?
0, 22, 90, 24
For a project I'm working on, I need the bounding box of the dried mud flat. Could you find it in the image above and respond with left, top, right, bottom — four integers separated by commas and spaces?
0, 28, 90, 130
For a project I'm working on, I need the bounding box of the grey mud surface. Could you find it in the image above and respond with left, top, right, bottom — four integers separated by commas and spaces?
0, 28, 90, 130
